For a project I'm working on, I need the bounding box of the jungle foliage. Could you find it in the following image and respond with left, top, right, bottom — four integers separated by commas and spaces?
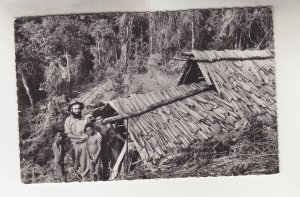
15, 7, 275, 183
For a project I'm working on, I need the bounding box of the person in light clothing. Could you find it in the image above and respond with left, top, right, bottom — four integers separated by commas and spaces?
64, 101, 92, 173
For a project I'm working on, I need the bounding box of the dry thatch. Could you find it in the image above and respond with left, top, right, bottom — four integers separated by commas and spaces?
109, 84, 242, 163
105, 50, 277, 165
178, 50, 276, 123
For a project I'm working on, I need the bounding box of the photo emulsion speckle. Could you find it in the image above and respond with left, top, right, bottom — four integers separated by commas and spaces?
14, 7, 278, 183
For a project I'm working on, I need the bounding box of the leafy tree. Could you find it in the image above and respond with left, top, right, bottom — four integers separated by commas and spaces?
15, 20, 48, 108
89, 19, 118, 81
207, 7, 273, 50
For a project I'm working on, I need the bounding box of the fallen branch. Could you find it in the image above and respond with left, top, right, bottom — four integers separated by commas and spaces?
21, 138, 46, 144
164, 57, 188, 61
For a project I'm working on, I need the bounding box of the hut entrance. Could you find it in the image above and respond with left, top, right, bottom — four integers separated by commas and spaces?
178, 60, 206, 85
92, 103, 141, 178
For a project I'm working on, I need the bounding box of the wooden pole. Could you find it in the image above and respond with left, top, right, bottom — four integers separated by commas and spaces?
125, 119, 129, 174
181, 51, 274, 62
102, 85, 211, 124
20, 70, 34, 108
109, 140, 128, 180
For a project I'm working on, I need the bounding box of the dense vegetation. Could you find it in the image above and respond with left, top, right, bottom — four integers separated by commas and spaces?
15, 7, 275, 183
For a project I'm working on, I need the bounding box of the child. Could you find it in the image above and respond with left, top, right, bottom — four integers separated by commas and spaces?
81, 123, 102, 181
52, 131, 65, 182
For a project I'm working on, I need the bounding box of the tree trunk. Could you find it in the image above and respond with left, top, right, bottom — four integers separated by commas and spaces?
234, 32, 238, 49
20, 70, 34, 108
149, 12, 153, 55
238, 31, 242, 50
64, 51, 71, 83
119, 13, 133, 73
191, 11, 195, 50
135, 43, 138, 72
120, 13, 128, 72
97, 41, 101, 68
65, 51, 69, 68
113, 42, 118, 61
140, 26, 143, 57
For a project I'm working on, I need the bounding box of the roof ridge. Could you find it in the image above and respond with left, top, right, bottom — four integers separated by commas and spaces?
191, 49, 273, 62
104, 84, 212, 123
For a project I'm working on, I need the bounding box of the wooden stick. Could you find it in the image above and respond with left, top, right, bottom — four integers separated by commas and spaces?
130, 159, 143, 166
164, 57, 188, 61
109, 140, 128, 180
181, 51, 273, 62
125, 119, 129, 174
102, 85, 212, 124
133, 56, 188, 62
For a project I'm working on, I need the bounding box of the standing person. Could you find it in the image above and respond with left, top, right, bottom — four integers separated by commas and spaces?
93, 111, 125, 180
81, 123, 102, 181
52, 131, 65, 182
64, 101, 92, 174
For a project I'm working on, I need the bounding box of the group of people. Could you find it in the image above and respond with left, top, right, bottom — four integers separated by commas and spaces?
52, 101, 121, 182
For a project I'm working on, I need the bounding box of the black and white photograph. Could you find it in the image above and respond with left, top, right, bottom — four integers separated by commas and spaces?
14, 6, 279, 184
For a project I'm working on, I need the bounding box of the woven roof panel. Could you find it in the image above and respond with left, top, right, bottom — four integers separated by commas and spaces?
110, 85, 245, 163
190, 50, 276, 121
108, 50, 276, 164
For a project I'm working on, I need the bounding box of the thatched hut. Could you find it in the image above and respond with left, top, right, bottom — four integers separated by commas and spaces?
99, 50, 277, 167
